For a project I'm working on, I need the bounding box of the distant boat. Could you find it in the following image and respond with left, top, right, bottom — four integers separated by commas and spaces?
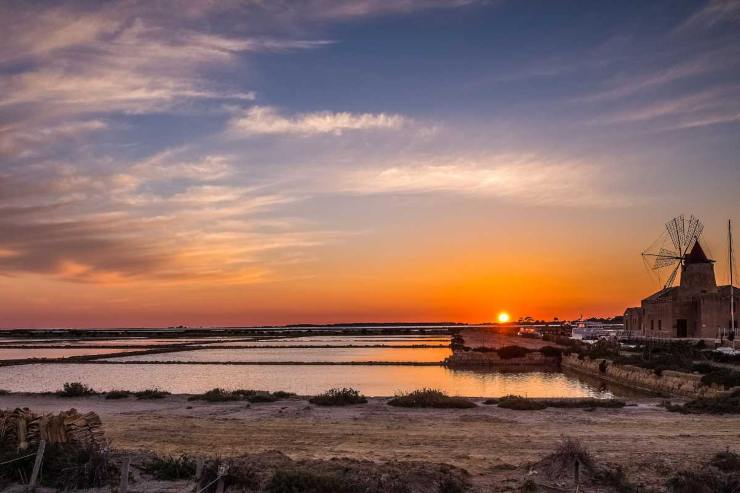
570, 320, 608, 342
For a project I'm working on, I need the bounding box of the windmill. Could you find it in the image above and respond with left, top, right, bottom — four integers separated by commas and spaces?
642, 215, 705, 290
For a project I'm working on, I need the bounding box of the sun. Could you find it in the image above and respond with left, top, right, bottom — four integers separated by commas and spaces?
497, 312, 511, 323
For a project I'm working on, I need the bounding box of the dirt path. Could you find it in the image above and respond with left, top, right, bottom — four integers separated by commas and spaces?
3, 394, 738, 490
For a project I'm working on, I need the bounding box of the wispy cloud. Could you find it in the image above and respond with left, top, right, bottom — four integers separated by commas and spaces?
229, 106, 408, 136
325, 154, 638, 208
675, 0, 740, 32
596, 84, 740, 126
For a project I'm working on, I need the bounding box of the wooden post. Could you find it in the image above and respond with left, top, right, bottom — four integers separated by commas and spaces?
215, 478, 225, 493
119, 456, 130, 493
28, 439, 46, 490
195, 458, 203, 480
574, 459, 580, 493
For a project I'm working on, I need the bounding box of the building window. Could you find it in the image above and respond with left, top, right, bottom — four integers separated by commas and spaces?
651, 320, 654, 331
658, 320, 662, 331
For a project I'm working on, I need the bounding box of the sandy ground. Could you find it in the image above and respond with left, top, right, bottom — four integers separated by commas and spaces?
3, 394, 739, 491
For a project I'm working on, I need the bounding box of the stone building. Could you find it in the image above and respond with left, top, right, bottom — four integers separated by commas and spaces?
624, 242, 739, 339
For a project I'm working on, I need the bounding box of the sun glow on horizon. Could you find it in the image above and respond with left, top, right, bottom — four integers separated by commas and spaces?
497, 312, 511, 323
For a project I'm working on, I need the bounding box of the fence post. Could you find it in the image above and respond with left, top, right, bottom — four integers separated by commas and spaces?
28, 439, 46, 490
119, 456, 130, 493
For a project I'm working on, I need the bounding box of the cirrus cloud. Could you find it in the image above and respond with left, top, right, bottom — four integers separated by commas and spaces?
229, 106, 409, 136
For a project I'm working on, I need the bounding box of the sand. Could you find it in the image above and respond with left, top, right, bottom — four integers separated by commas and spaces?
2, 393, 738, 491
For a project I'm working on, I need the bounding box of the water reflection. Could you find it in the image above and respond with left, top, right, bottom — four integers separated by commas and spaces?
0, 363, 629, 398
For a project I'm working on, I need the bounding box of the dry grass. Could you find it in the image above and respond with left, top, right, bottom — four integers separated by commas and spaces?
387, 389, 476, 409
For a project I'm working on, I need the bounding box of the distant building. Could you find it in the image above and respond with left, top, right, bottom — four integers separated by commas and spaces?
624, 242, 739, 339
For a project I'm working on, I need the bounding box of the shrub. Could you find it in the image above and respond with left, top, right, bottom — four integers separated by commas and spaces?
246, 391, 280, 403
701, 369, 740, 389
188, 388, 241, 402
496, 345, 531, 359
57, 382, 96, 397
710, 451, 740, 472
491, 396, 625, 411
388, 388, 476, 409
266, 469, 353, 493
309, 388, 367, 406
272, 391, 296, 399
0, 389, 10, 395
543, 438, 593, 476
39, 443, 113, 490
493, 395, 547, 410
692, 363, 715, 374
539, 346, 563, 358
666, 389, 740, 414
141, 455, 196, 480
104, 390, 130, 400
134, 388, 170, 399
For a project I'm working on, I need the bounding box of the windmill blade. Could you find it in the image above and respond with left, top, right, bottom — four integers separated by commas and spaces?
684, 215, 704, 253
665, 262, 681, 288
666, 215, 684, 252
653, 252, 682, 269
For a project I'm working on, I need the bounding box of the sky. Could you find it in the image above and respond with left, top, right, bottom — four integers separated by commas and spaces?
1, 0, 739, 328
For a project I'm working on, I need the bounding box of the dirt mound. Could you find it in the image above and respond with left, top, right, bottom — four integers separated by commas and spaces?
199, 450, 471, 493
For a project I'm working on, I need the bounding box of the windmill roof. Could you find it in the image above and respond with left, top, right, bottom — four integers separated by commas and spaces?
685, 241, 713, 264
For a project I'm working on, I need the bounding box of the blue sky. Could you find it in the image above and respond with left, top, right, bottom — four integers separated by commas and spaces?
0, 0, 739, 326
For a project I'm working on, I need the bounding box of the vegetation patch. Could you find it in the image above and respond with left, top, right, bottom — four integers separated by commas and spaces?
700, 368, 740, 389
0, 389, 10, 395
0, 442, 114, 490
488, 395, 625, 411
188, 388, 297, 403
387, 388, 476, 409
188, 388, 241, 402
104, 390, 130, 399
664, 389, 740, 414
309, 387, 367, 406
56, 382, 97, 397
197, 451, 471, 493
141, 455, 196, 480
495, 345, 531, 359
133, 388, 170, 399
666, 451, 740, 493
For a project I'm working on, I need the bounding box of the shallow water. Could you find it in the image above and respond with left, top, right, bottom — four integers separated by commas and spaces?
0, 363, 622, 398
103, 346, 452, 363
0, 348, 140, 360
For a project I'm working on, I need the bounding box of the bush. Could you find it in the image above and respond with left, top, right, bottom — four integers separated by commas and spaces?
665, 451, 740, 493
57, 382, 96, 397
39, 443, 113, 490
266, 469, 353, 493
387, 388, 476, 409
188, 388, 241, 402
0, 389, 10, 395
104, 390, 130, 399
666, 389, 740, 414
141, 455, 196, 480
272, 391, 296, 399
309, 388, 367, 406
701, 369, 740, 389
544, 438, 593, 476
246, 391, 280, 403
134, 388, 170, 399
489, 395, 625, 411
710, 451, 740, 472
539, 346, 563, 358
496, 345, 531, 359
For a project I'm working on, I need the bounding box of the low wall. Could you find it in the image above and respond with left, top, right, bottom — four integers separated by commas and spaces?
444, 351, 559, 368
561, 353, 726, 398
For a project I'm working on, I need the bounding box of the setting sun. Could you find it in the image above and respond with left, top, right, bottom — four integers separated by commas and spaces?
497, 312, 511, 323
